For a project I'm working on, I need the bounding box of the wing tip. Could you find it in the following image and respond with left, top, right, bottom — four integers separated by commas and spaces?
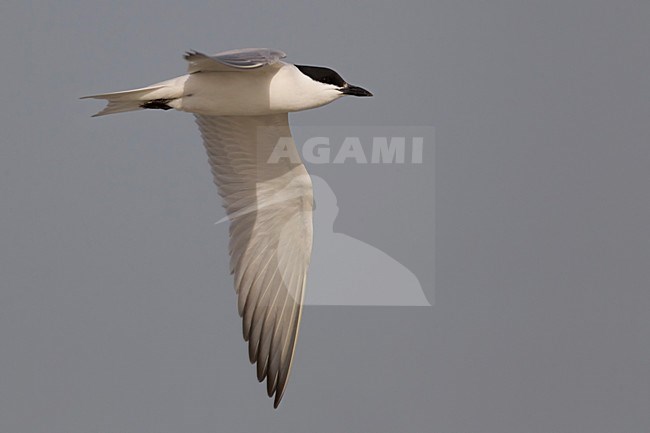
273, 386, 286, 408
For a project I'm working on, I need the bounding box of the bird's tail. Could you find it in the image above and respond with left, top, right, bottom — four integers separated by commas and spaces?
81, 77, 186, 117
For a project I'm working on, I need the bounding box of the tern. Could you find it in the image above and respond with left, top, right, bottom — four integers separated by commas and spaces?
82, 48, 372, 407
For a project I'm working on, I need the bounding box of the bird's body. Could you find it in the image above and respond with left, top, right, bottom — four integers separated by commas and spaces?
184, 64, 342, 114
83, 48, 371, 407
85, 49, 368, 117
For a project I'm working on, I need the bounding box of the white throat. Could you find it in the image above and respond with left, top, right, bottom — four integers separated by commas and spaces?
268, 64, 343, 113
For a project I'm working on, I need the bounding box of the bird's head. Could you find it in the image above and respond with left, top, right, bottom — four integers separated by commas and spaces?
295, 64, 373, 98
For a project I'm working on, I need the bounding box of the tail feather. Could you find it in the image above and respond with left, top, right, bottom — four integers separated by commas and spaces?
81, 85, 166, 117
81, 85, 167, 101
82, 77, 186, 117
89, 100, 142, 117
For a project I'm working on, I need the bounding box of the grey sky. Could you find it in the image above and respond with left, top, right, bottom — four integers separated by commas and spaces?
1, 1, 649, 433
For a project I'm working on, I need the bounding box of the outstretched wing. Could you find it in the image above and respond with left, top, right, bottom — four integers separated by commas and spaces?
195, 114, 312, 408
185, 48, 287, 73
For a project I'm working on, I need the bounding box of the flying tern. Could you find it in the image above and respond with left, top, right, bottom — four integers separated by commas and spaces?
83, 48, 372, 407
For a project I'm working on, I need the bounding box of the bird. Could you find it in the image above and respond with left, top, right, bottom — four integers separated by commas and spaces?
82, 48, 372, 408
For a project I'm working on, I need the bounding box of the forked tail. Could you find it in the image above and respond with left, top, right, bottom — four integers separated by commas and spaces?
81, 77, 186, 117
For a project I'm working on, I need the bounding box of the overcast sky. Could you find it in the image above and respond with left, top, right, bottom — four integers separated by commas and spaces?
1, 1, 649, 433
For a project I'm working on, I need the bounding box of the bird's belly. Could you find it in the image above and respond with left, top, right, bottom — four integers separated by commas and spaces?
176, 72, 279, 116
